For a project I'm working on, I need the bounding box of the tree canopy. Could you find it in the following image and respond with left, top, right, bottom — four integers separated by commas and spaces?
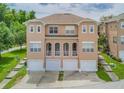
0, 4, 36, 59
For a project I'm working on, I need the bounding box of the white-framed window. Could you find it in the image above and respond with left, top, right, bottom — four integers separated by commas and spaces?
29, 41, 41, 53
29, 25, 35, 32
82, 41, 95, 52
36, 25, 41, 32
49, 25, 58, 35
121, 22, 124, 29
82, 25, 87, 33
113, 36, 117, 43
65, 26, 75, 35
120, 36, 124, 44
89, 25, 94, 33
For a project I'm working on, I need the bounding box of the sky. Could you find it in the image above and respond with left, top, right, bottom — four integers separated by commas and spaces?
8, 3, 124, 21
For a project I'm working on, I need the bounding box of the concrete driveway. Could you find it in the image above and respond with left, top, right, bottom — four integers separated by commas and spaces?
13, 71, 102, 89
38, 71, 59, 84
64, 71, 101, 82
13, 71, 59, 89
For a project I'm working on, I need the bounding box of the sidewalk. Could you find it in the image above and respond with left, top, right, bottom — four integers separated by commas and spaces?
98, 55, 119, 81
1, 46, 26, 54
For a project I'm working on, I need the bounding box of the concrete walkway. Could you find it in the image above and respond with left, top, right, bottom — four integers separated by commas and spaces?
98, 55, 119, 81
0, 58, 26, 89
1, 46, 26, 54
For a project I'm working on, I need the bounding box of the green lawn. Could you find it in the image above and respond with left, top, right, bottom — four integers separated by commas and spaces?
96, 65, 112, 82
101, 52, 124, 79
3, 66, 27, 89
0, 49, 26, 82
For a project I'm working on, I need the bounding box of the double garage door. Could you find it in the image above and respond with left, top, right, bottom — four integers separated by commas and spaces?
45, 59, 78, 71
119, 51, 124, 61
27, 59, 97, 72
45, 59, 97, 71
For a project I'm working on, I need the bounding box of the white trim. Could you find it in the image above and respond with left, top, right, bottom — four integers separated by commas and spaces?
89, 25, 95, 33
29, 41, 42, 43
82, 25, 87, 33
120, 36, 124, 38
82, 41, 95, 43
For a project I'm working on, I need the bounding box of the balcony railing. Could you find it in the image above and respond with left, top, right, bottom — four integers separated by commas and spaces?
55, 51, 60, 56
64, 51, 69, 56
72, 51, 77, 56
46, 51, 52, 56
46, 51, 77, 56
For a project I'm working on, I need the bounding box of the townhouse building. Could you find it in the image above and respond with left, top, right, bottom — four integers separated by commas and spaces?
99, 13, 124, 61
25, 13, 98, 75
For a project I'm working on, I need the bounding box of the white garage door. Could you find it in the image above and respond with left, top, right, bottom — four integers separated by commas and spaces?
80, 60, 97, 71
63, 59, 78, 71
119, 51, 124, 61
46, 59, 61, 71
27, 59, 44, 71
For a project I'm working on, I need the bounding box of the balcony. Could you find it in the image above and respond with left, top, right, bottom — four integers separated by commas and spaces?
45, 35, 78, 37
72, 51, 77, 56
46, 51, 77, 56
46, 51, 52, 56
55, 51, 60, 56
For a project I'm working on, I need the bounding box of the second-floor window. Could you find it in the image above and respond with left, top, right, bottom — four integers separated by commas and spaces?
29, 25, 34, 32
82, 42, 94, 52
120, 36, 124, 44
29, 42, 41, 52
121, 22, 124, 29
82, 25, 87, 33
49, 26, 58, 34
113, 36, 117, 43
37, 25, 41, 32
89, 25, 94, 33
65, 26, 75, 35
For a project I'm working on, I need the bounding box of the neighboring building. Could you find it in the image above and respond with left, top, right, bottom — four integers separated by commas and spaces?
24, 13, 98, 75
99, 13, 124, 61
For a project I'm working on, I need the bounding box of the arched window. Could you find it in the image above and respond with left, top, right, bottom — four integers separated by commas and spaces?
55, 43, 60, 56
72, 43, 77, 56
63, 43, 69, 56
46, 43, 52, 56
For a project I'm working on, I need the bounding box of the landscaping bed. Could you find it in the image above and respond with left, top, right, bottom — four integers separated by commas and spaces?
101, 52, 124, 79
96, 63, 112, 82
58, 71, 64, 81
0, 49, 26, 82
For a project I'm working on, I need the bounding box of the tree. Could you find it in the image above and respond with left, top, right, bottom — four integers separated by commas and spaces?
4, 11, 15, 27
10, 21, 26, 49
0, 22, 14, 59
18, 10, 26, 23
27, 10, 35, 20
98, 33, 108, 52
0, 4, 9, 22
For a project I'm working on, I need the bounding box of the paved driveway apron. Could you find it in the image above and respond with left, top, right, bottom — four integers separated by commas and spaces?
38, 71, 59, 84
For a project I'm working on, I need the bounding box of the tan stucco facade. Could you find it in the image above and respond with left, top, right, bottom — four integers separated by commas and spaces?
25, 13, 98, 72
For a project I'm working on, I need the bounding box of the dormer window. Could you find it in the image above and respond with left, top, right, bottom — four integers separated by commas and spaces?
49, 26, 58, 35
